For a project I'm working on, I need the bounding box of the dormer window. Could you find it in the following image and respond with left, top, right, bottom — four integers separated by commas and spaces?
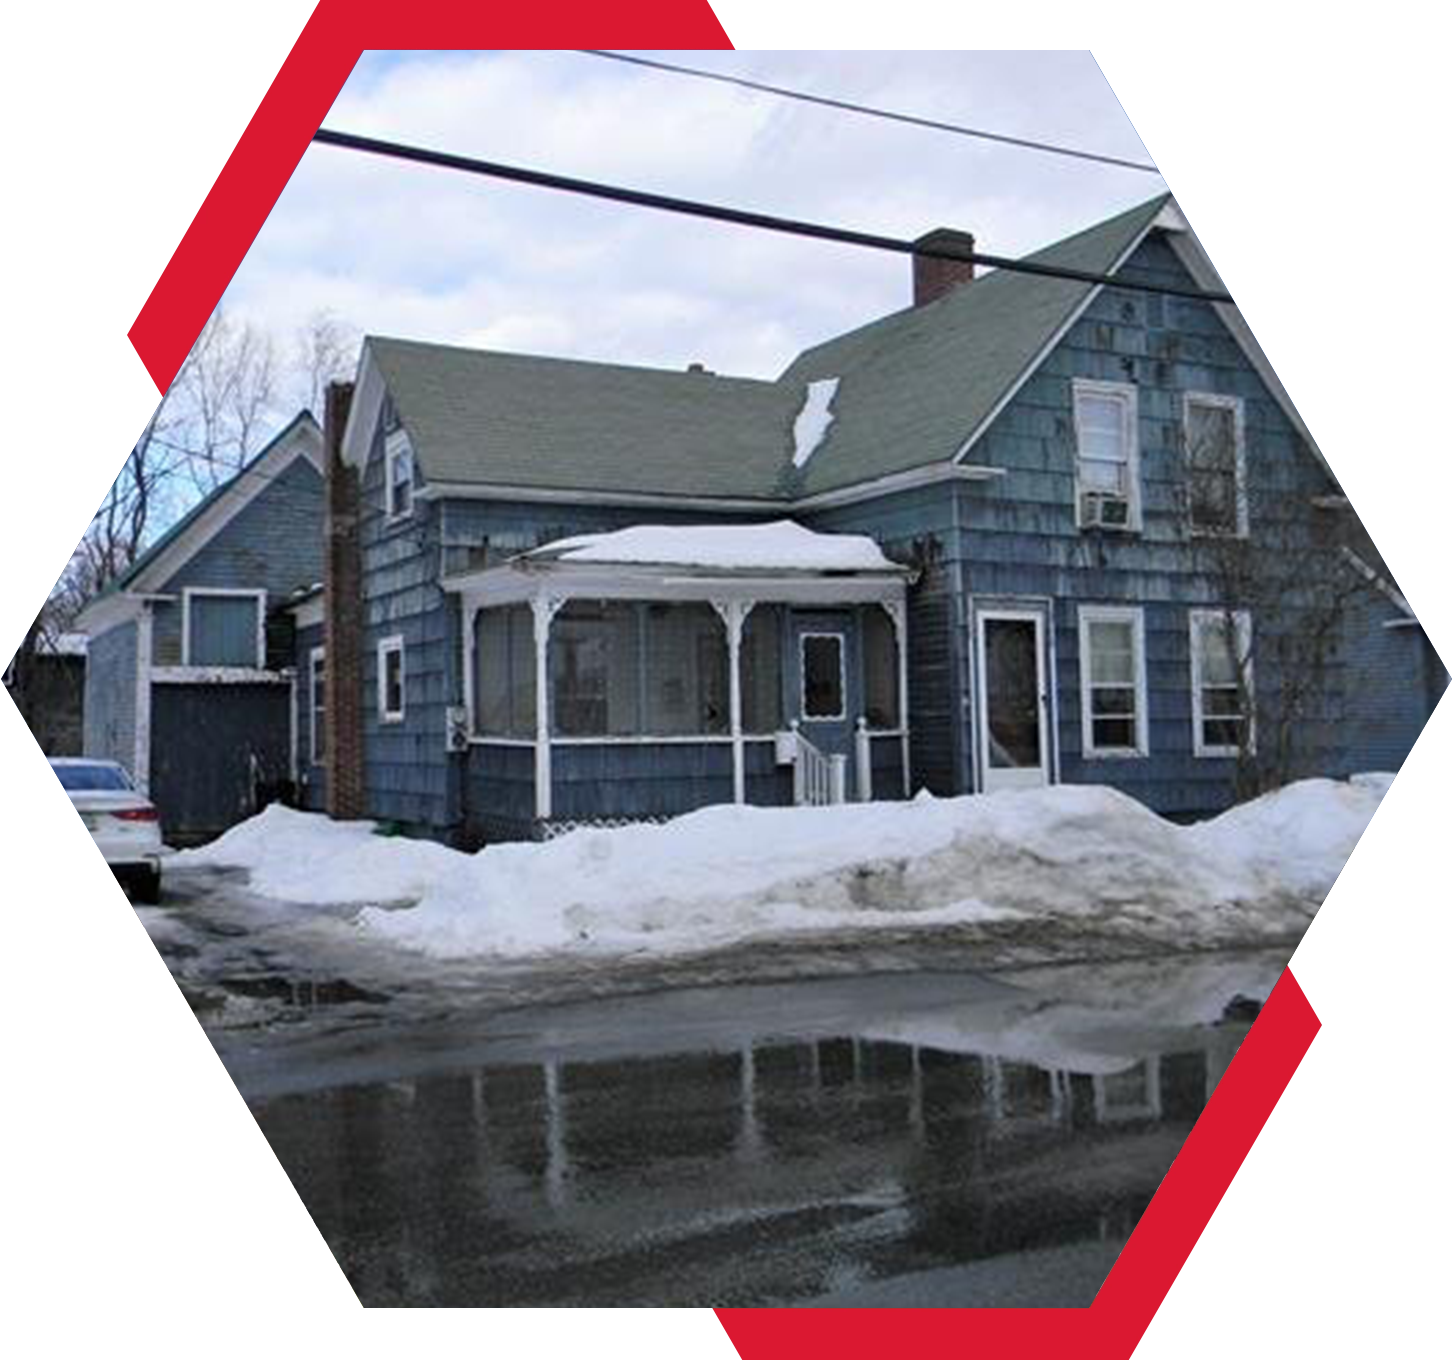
1073, 380, 1140, 532
385, 430, 414, 520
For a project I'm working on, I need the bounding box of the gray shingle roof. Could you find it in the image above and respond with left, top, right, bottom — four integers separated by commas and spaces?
371, 194, 1171, 503
369, 340, 799, 502
781, 194, 1171, 496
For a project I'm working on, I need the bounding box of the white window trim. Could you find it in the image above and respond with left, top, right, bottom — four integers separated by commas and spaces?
799, 631, 847, 723
1189, 609, 1255, 758
377, 634, 406, 724
1071, 378, 1141, 532
1077, 605, 1149, 759
384, 429, 414, 521
1184, 392, 1249, 538
308, 645, 326, 764
180, 588, 267, 669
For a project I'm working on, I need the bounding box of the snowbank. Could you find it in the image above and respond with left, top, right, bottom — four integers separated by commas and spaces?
177, 777, 1391, 963
174, 803, 464, 906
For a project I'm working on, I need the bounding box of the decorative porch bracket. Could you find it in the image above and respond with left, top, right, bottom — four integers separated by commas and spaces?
532, 593, 567, 821
710, 598, 749, 805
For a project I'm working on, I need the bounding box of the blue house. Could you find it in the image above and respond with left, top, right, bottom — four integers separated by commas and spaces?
76, 412, 324, 842
311, 194, 1444, 845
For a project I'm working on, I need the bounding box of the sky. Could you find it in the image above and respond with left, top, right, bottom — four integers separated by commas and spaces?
225, 50, 1163, 394
96, 51, 1165, 550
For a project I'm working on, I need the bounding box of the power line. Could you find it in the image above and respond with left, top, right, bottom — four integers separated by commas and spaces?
311, 128, 1232, 307
575, 49, 1160, 175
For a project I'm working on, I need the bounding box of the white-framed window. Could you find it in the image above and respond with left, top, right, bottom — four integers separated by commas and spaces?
1184, 393, 1248, 536
182, 588, 266, 668
800, 632, 847, 722
378, 635, 405, 723
385, 429, 414, 520
1189, 609, 1254, 758
1077, 605, 1148, 758
308, 646, 326, 764
1072, 379, 1140, 532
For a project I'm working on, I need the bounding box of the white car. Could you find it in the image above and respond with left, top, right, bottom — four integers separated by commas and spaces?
50, 758, 164, 902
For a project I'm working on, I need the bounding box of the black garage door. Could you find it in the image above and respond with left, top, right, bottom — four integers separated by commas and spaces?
150, 682, 292, 845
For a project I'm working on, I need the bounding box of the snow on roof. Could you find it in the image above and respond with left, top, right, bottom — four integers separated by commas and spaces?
41, 632, 88, 657
791, 377, 839, 469
529, 520, 898, 574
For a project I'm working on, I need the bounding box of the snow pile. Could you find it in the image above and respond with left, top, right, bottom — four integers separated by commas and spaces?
178, 777, 1391, 962
531, 519, 893, 573
791, 377, 840, 468
354, 776, 1389, 961
174, 803, 464, 906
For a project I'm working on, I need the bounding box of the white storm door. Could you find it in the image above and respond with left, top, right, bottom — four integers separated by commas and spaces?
976, 610, 1050, 792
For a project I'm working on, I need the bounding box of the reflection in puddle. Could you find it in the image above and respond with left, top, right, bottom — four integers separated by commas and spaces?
254, 998, 1253, 1307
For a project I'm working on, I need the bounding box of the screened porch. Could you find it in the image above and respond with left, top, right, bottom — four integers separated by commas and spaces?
446, 523, 912, 831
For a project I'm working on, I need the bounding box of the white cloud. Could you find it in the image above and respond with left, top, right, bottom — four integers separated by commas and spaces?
223, 50, 1164, 388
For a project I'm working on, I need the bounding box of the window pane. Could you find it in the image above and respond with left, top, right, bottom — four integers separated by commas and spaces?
1081, 457, 1127, 494
1090, 685, 1135, 718
508, 606, 536, 738
1197, 619, 1239, 685
1187, 402, 1235, 472
741, 605, 783, 733
382, 646, 404, 717
552, 602, 640, 736
802, 634, 845, 720
864, 607, 899, 728
1088, 621, 1134, 684
643, 603, 728, 736
1203, 717, 1243, 749
1092, 716, 1135, 748
476, 610, 511, 735
1202, 686, 1243, 717
311, 655, 326, 761
189, 595, 259, 667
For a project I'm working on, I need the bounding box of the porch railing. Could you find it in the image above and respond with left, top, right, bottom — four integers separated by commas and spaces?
790, 721, 847, 806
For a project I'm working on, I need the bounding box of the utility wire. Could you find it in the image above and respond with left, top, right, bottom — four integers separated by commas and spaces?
312, 128, 1231, 307
576, 49, 1161, 175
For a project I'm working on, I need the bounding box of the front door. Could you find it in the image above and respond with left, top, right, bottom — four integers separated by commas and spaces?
975, 609, 1051, 793
790, 610, 857, 788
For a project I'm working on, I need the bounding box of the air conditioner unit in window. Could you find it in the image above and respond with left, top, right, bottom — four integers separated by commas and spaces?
1081, 491, 1132, 530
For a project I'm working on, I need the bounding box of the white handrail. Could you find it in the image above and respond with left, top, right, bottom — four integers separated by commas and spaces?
790, 721, 844, 806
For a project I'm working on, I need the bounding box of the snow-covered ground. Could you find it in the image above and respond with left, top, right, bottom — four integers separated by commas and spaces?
174, 776, 1391, 965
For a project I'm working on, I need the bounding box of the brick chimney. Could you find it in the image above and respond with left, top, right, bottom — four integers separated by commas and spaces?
322, 380, 366, 821
913, 228, 976, 306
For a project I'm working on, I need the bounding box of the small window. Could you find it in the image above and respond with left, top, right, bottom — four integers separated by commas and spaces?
309, 647, 326, 764
184, 590, 265, 668
385, 431, 414, 519
1185, 394, 1247, 536
378, 635, 405, 723
1190, 610, 1254, 758
801, 633, 845, 721
1073, 380, 1139, 531
1078, 606, 1147, 757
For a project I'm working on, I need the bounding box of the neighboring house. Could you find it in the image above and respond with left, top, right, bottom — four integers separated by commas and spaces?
75, 412, 324, 843
310, 193, 1443, 845
4, 631, 87, 756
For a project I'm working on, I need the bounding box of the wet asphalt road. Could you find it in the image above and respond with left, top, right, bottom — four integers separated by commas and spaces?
140, 865, 1286, 1307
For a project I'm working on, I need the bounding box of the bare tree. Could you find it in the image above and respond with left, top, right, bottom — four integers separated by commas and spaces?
171, 306, 279, 493
293, 311, 360, 421
1178, 410, 1373, 800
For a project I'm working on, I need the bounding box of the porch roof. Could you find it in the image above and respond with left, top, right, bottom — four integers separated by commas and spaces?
444, 521, 909, 607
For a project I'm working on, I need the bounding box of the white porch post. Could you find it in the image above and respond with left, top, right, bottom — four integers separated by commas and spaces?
854, 717, 872, 802
712, 598, 748, 805
884, 598, 910, 797
531, 594, 564, 822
